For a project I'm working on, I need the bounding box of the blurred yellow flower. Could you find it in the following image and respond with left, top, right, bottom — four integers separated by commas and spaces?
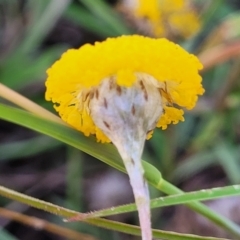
121, 0, 201, 38
45, 35, 204, 143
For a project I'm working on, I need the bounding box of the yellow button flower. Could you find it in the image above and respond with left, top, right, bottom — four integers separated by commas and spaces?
46, 35, 204, 143
121, 0, 200, 38
45, 35, 204, 240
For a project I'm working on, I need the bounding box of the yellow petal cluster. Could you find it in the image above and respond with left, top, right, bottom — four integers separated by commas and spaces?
132, 0, 200, 38
45, 35, 204, 143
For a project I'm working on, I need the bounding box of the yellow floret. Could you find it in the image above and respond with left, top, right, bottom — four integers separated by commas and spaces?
131, 0, 200, 38
46, 35, 204, 143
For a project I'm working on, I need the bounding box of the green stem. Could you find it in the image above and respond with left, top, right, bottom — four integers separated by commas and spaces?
0, 103, 239, 238
0, 186, 77, 218
0, 185, 229, 240
83, 184, 240, 218
159, 180, 240, 239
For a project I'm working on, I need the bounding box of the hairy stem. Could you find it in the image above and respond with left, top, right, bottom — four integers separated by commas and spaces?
123, 155, 152, 240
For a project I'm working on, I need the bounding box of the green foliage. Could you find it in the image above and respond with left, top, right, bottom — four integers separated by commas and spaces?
1, 0, 240, 239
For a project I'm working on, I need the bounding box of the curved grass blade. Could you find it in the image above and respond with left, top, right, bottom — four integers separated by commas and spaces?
65, 4, 118, 37
0, 103, 161, 183
78, 0, 133, 35
0, 103, 240, 238
83, 185, 240, 218
0, 185, 229, 240
0, 136, 61, 161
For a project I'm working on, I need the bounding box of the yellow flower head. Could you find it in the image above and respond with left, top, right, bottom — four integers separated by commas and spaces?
45, 35, 204, 143
123, 0, 200, 38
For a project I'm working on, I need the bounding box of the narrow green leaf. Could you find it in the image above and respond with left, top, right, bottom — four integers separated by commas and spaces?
85, 184, 240, 218
0, 185, 229, 240
1, 46, 66, 89
0, 136, 61, 161
19, 0, 71, 53
214, 141, 240, 184
65, 4, 116, 37
0, 103, 240, 238
79, 0, 133, 35
0, 230, 18, 240
172, 150, 216, 182
0, 103, 161, 183
66, 147, 83, 211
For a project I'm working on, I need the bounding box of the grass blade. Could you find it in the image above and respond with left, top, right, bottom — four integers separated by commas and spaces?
85, 184, 240, 218
0, 103, 240, 237
0, 185, 229, 240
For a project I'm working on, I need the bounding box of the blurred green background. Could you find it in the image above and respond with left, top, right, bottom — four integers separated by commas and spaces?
0, 0, 240, 239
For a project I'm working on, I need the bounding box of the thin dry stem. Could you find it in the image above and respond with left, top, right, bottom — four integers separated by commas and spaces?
199, 41, 240, 71
0, 83, 65, 125
0, 207, 96, 240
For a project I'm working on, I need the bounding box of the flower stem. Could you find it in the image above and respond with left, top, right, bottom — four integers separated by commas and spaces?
123, 155, 152, 240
